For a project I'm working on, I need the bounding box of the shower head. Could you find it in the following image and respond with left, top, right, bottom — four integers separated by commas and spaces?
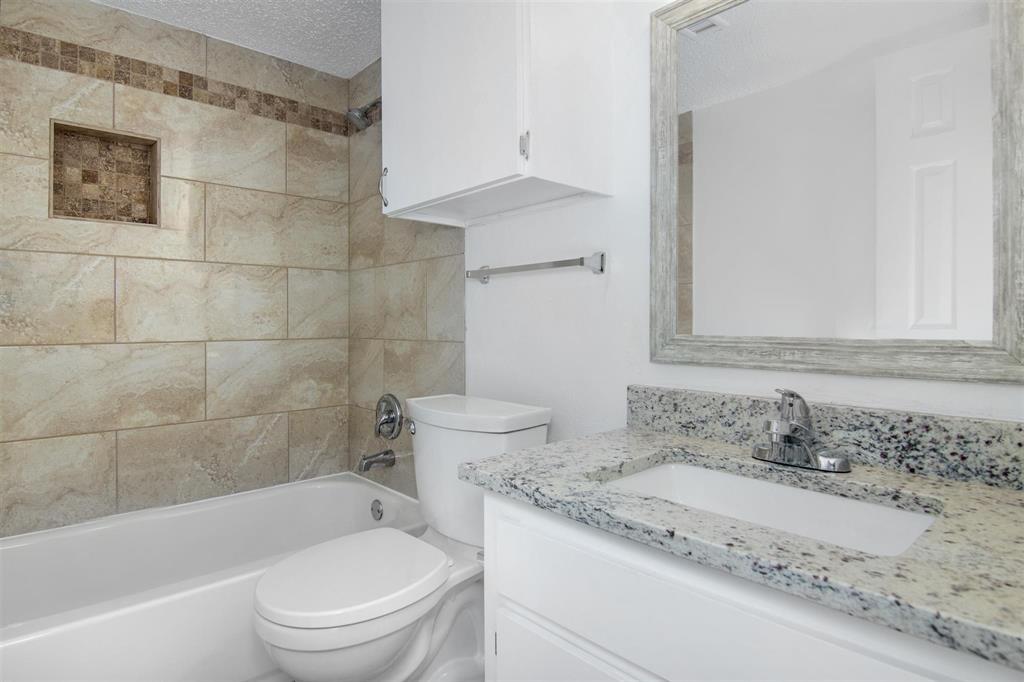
345, 108, 370, 132
345, 97, 381, 133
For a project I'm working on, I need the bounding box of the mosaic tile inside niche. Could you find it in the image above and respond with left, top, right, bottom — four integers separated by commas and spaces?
0, 25, 351, 136
52, 127, 155, 224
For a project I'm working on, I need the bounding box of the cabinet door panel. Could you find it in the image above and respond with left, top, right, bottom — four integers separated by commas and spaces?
381, 0, 524, 213
495, 607, 629, 681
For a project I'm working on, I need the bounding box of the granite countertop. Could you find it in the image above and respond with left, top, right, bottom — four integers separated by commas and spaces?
459, 428, 1024, 671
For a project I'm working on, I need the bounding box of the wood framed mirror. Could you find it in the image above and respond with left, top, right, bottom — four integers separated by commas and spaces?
650, 0, 1023, 383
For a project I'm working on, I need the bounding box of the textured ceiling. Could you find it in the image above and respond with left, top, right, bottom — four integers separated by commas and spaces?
677, 0, 987, 111
92, 0, 380, 78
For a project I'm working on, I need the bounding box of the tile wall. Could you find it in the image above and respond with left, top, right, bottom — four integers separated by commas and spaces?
0, 2, 467, 536
346, 59, 466, 498
0, 0, 354, 536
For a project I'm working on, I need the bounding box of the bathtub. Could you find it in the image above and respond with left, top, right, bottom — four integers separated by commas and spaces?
0, 473, 425, 681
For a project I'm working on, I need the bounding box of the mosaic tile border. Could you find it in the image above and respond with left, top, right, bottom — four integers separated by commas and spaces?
0, 25, 361, 137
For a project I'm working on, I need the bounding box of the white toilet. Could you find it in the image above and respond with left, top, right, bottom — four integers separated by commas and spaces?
253, 394, 552, 682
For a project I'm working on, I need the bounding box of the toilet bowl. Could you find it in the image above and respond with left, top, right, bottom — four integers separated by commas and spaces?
254, 527, 483, 682
253, 395, 551, 682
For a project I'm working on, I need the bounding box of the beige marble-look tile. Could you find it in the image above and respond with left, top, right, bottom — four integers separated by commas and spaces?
0, 343, 205, 442
206, 184, 347, 269
349, 195, 384, 270
349, 59, 380, 110
383, 340, 465, 403
115, 85, 286, 193
350, 261, 426, 340
0, 250, 114, 344
0, 432, 116, 536
349, 122, 382, 203
289, 406, 348, 481
425, 254, 465, 341
0, 59, 112, 158
288, 268, 348, 339
349, 338, 383, 410
117, 414, 288, 512
351, 195, 463, 273
1, 0, 206, 74
117, 258, 287, 342
286, 125, 349, 203
382, 218, 464, 265
206, 339, 347, 419
207, 39, 348, 112
0, 154, 205, 259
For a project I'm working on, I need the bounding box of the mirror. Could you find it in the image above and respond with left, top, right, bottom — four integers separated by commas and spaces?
651, 0, 1024, 382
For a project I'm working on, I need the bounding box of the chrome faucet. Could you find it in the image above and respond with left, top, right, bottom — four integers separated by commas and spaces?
752, 389, 851, 473
357, 449, 396, 472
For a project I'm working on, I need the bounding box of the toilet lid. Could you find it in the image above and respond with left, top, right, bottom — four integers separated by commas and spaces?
255, 528, 450, 628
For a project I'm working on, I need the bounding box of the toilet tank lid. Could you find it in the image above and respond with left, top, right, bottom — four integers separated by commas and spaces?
407, 394, 552, 433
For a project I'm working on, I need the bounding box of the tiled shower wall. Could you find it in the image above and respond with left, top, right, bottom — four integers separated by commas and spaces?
0, 0, 354, 536
346, 60, 467, 498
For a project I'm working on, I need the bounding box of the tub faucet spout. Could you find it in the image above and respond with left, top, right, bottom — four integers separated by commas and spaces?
357, 449, 396, 472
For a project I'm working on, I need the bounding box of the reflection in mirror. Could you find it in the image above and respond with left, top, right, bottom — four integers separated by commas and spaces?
676, 0, 992, 341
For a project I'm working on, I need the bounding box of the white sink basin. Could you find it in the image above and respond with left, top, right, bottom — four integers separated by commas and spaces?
607, 464, 934, 556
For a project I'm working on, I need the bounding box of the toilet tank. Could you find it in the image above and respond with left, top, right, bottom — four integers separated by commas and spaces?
406, 395, 551, 546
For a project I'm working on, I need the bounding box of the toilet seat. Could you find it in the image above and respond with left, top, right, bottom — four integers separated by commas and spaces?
255, 527, 451, 630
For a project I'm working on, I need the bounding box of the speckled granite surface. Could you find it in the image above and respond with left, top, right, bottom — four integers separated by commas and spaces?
627, 385, 1024, 490
460, 429, 1024, 670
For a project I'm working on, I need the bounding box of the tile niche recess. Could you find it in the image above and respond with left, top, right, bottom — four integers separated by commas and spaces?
50, 121, 161, 225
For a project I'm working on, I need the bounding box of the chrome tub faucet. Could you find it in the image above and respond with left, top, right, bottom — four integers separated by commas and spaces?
752, 389, 851, 473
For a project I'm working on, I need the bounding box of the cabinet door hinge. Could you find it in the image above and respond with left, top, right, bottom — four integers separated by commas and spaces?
519, 131, 530, 160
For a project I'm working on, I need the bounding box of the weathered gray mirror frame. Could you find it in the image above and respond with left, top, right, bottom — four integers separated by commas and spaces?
650, 0, 1024, 383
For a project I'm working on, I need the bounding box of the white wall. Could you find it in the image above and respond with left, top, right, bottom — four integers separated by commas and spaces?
465, 1, 1023, 443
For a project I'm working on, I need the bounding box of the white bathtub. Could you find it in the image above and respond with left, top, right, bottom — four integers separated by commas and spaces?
0, 473, 425, 682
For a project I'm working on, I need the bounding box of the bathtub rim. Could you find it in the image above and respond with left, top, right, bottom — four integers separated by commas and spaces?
0, 472, 424, 642
0, 471, 417, 548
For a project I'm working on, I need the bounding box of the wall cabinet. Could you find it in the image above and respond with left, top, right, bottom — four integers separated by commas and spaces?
484, 494, 1019, 681
380, 0, 612, 227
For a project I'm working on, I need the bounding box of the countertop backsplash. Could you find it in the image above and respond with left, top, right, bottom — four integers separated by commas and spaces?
627, 385, 1024, 490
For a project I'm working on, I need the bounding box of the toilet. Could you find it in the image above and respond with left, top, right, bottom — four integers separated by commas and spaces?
252, 394, 552, 682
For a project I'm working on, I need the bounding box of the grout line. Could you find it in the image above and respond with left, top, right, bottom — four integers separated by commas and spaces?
0, 404, 351, 446
203, 341, 208, 420
113, 430, 119, 512
0, 336, 354, 348
0, 246, 348, 273
165, 174, 348, 205
112, 256, 118, 341
202, 182, 207, 261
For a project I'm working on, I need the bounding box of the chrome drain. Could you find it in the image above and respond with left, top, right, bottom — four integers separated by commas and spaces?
371, 499, 384, 521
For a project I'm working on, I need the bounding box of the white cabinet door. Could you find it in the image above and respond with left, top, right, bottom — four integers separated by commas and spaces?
381, 0, 525, 214
494, 605, 643, 682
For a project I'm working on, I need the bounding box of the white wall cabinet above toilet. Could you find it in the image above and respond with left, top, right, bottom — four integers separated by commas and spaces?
380, 0, 613, 227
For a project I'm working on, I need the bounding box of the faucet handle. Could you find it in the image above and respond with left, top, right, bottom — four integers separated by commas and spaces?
774, 388, 811, 422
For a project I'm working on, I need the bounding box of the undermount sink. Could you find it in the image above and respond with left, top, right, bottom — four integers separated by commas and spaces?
607, 464, 934, 556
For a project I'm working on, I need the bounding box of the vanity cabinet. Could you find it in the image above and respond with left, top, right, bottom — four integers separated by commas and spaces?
484, 494, 1018, 681
380, 0, 612, 227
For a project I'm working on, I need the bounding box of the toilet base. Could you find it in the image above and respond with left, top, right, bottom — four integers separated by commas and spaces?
262, 575, 483, 682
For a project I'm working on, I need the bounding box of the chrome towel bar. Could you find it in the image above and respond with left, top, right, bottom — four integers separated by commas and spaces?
466, 252, 606, 284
